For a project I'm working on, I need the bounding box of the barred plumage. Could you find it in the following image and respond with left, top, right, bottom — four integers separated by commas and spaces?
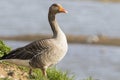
1, 39, 49, 60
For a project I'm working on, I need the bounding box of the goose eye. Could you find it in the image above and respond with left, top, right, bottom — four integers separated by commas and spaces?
54, 7, 59, 11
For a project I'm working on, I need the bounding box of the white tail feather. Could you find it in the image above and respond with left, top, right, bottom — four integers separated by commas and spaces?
1, 59, 30, 67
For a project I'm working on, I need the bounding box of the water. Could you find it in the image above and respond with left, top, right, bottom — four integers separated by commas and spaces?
58, 44, 120, 80
0, 0, 120, 37
1, 0, 120, 80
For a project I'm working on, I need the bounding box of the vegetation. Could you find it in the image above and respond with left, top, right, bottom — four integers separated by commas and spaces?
0, 40, 11, 58
0, 40, 74, 80
18, 65, 74, 80
84, 76, 94, 80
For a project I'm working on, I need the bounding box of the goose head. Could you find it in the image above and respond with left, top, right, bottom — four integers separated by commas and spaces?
49, 3, 68, 15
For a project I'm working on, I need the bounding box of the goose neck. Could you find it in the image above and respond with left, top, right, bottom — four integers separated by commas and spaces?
48, 12, 63, 38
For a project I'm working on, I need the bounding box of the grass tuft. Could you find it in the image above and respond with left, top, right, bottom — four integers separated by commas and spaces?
28, 68, 74, 80
0, 40, 11, 58
84, 76, 96, 80
47, 68, 74, 80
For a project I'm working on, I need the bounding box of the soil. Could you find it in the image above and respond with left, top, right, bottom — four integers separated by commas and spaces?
0, 63, 29, 80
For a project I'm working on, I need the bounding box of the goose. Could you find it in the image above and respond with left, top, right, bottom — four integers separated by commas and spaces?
0, 3, 68, 76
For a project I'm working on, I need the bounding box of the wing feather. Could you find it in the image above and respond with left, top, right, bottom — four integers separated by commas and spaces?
1, 39, 50, 60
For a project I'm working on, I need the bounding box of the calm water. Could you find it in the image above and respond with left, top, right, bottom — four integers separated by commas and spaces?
0, 0, 120, 37
1, 0, 120, 80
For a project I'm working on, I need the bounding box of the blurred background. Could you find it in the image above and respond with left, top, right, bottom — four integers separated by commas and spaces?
0, 0, 120, 80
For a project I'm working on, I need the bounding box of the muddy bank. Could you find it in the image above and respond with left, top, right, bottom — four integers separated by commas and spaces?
1, 34, 120, 46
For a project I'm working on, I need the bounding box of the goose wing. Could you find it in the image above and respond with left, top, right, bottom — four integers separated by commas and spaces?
1, 39, 50, 60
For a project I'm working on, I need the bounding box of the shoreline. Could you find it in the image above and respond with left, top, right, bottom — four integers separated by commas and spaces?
1, 34, 120, 46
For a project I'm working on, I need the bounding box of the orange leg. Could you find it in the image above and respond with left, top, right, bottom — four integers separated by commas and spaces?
29, 68, 32, 76
41, 68, 47, 77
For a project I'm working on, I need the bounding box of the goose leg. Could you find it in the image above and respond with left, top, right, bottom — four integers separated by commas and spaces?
41, 68, 47, 77
29, 68, 32, 76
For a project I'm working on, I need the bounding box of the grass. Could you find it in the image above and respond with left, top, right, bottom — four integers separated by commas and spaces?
0, 78, 11, 80
85, 76, 94, 80
33, 68, 74, 80
18, 66, 74, 80
0, 40, 11, 58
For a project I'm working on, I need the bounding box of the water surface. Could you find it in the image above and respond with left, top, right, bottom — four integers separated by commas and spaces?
0, 0, 120, 37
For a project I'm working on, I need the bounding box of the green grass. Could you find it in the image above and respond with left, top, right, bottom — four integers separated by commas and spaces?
18, 66, 74, 80
31, 68, 74, 80
0, 40, 11, 58
0, 78, 12, 80
85, 76, 94, 80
